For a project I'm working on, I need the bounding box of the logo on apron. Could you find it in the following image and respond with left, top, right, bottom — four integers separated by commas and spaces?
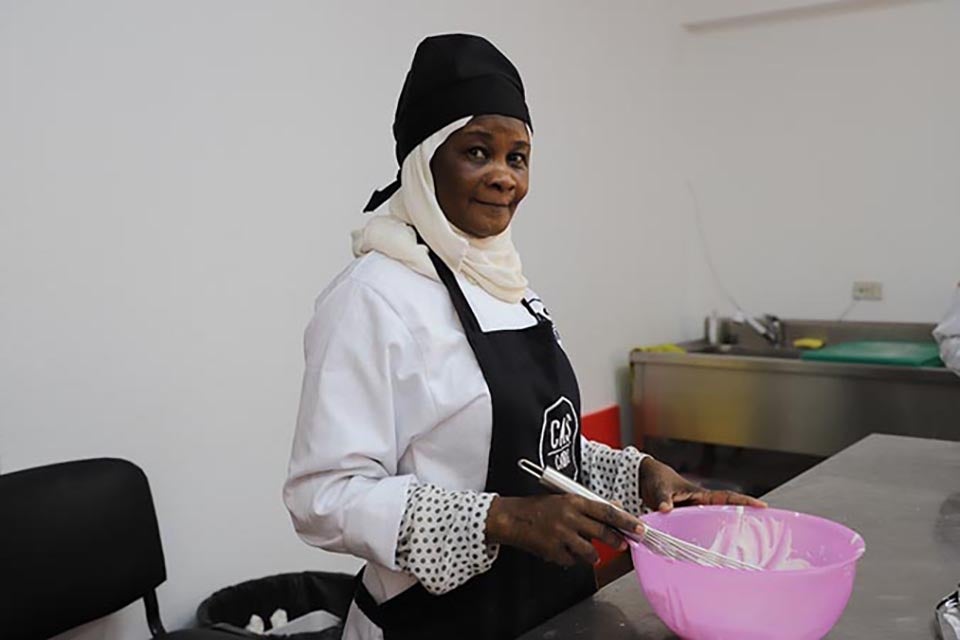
539, 396, 579, 481
526, 298, 563, 344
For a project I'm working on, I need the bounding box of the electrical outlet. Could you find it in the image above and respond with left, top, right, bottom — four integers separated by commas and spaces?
852, 281, 883, 301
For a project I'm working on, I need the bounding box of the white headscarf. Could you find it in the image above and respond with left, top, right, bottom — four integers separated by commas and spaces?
351, 117, 528, 304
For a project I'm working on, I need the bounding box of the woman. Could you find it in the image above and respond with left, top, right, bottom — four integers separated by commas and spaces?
284, 34, 765, 640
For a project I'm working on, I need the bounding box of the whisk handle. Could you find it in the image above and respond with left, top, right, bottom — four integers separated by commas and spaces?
517, 459, 645, 544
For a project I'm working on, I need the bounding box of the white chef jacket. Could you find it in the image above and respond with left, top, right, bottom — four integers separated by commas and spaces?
284, 250, 572, 640
934, 285, 960, 375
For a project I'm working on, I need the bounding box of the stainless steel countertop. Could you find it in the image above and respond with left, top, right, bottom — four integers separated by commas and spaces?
519, 434, 960, 639
630, 340, 959, 385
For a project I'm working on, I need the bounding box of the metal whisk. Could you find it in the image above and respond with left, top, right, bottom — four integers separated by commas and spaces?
517, 459, 761, 571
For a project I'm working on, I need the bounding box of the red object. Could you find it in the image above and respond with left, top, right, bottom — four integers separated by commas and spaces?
582, 405, 622, 448
581, 404, 625, 568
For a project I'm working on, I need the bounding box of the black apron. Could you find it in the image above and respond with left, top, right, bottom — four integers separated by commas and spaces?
354, 245, 596, 639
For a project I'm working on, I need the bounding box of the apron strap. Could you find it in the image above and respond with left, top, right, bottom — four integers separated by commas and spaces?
425, 251, 484, 334
412, 229, 541, 333
413, 231, 484, 335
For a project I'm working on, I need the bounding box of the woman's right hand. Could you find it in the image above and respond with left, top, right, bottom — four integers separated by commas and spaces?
484, 494, 644, 567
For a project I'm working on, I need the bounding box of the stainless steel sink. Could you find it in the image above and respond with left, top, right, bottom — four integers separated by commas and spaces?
630, 319, 960, 457
694, 344, 804, 359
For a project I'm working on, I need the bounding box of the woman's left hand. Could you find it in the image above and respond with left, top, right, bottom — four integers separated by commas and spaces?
639, 457, 767, 512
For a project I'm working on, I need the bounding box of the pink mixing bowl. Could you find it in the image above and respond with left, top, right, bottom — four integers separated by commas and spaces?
629, 505, 865, 640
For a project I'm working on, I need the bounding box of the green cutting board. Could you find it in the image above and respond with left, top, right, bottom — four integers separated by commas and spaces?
801, 341, 944, 367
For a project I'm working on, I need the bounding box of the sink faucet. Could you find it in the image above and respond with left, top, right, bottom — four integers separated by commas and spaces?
733, 312, 784, 347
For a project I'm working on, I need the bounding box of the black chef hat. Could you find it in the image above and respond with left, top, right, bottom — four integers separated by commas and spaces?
363, 33, 532, 212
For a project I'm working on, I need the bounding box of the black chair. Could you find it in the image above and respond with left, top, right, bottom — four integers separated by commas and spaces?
0, 458, 244, 640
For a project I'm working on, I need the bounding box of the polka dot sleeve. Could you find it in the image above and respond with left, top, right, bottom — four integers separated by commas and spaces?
580, 438, 648, 517
395, 484, 500, 596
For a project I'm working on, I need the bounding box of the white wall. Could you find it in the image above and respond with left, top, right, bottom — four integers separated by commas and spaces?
0, 1, 680, 637
664, 0, 960, 323
3, 1, 958, 637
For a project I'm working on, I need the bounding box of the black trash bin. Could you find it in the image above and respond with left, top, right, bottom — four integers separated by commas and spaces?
196, 571, 355, 639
